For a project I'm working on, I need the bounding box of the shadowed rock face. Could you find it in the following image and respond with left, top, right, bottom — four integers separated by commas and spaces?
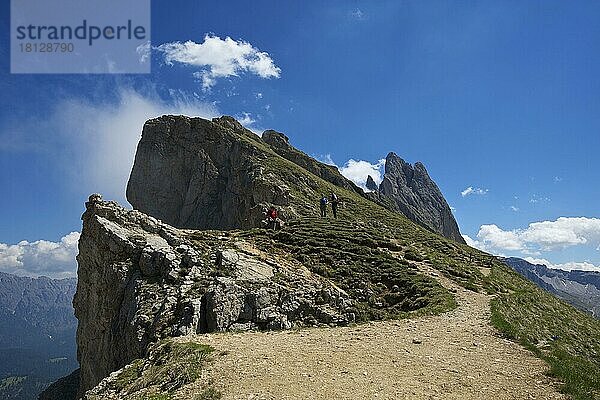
379, 153, 465, 244
127, 116, 290, 230
366, 175, 378, 192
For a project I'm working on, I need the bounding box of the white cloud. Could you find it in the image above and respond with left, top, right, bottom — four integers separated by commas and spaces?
461, 186, 488, 197
510, 206, 519, 212
524, 257, 600, 273
237, 112, 256, 127
478, 224, 525, 251
351, 8, 365, 20
136, 41, 151, 64
339, 159, 386, 191
255, 92, 263, 99
59, 89, 218, 204
1, 87, 219, 204
554, 176, 562, 183
530, 194, 551, 204
465, 217, 600, 255
0, 232, 80, 279
156, 34, 281, 90
314, 154, 337, 166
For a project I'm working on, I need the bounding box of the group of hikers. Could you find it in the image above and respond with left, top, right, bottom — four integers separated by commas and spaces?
319, 192, 340, 219
262, 192, 342, 230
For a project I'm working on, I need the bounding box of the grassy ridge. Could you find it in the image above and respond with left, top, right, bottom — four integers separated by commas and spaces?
490, 265, 600, 400
246, 216, 457, 321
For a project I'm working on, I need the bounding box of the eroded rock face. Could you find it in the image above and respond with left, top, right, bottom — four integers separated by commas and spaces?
126, 116, 291, 230
379, 153, 465, 244
75, 194, 353, 396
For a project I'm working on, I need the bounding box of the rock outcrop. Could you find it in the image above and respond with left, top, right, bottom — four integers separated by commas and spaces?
74, 194, 354, 396
365, 175, 378, 192
126, 116, 292, 230
378, 153, 465, 244
127, 116, 364, 231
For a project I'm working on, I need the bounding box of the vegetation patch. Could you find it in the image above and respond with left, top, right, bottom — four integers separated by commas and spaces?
88, 340, 219, 400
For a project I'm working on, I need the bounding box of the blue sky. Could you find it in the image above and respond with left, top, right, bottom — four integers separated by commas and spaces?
1, 0, 599, 277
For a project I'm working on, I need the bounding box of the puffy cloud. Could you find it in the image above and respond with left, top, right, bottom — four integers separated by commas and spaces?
314, 154, 337, 166
524, 257, 600, 273
464, 216, 600, 256
519, 217, 600, 250
351, 8, 365, 20
477, 225, 525, 251
236, 112, 256, 127
156, 35, 281, 90
338, 159, 386, 191
1, 87, 219, 204
461, 186, 488, 197
0, 232, 80, 279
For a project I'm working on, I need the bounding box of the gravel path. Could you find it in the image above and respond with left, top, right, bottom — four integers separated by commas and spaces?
181, 269, 567, 399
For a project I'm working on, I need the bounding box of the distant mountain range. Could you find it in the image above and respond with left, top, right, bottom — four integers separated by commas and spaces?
502, 257, 600, 318
0, 272, 78, 400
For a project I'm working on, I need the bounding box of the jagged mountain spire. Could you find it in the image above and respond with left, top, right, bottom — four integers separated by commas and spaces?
379, 152, 465, 244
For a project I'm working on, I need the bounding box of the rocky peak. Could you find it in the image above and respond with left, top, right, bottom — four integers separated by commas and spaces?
126, 115, 293, 230
126, 115, 463, 243
262, 129, 291, 149
211, 115, 247, 133
126, 115, 365, 233
379, 153, 465, 244
365, 175, 378, 192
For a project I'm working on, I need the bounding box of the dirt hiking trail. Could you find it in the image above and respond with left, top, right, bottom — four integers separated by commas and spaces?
181, 264, 567, 399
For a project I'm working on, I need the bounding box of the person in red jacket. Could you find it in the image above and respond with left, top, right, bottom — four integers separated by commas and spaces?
263, 206, 283, 230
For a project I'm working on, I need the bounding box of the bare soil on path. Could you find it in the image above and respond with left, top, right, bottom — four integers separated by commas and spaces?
181, 268, 567, 399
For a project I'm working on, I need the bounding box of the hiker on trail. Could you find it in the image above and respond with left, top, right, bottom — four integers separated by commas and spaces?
319, 194, 328, 217
330, 192, 339, 219
263, 206, 283, 230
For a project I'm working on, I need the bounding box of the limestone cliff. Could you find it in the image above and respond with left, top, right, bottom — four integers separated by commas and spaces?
74, 194, 354, 396
126, 116, 288, 230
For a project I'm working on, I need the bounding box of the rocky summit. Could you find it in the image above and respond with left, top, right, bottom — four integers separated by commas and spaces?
127, 115, 464, 243
74, 115, 481, 396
